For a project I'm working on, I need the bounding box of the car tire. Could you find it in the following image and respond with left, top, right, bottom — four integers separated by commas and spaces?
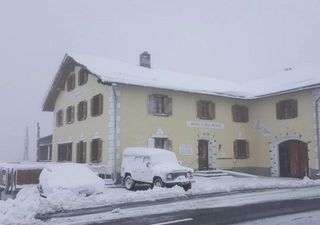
183, 183, 191, 191
153, 178, 164, 188
124, 175, 135, 190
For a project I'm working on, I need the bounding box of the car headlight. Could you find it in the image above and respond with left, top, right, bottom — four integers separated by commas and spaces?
166, 173, 173, 180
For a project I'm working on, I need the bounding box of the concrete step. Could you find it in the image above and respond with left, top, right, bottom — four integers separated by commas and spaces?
194, 170, 230, 177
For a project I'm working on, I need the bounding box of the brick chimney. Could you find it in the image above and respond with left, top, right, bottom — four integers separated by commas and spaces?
140, 51, 151, 68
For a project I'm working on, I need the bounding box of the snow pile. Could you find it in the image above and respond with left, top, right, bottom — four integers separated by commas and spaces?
39, 163, 104, 196
38, 185, 187, 214
190, 176, 320, 194
0, 186, 42, 225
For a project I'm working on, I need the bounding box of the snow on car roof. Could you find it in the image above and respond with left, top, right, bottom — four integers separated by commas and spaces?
123, 147, 176, 157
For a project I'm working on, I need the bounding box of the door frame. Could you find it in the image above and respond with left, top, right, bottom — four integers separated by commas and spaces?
197, 137, 216, 170
269, 136, 309, 177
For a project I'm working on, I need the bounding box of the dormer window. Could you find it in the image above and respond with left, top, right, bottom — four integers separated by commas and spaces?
78, 68, 88, 86
66, 73, 75, 91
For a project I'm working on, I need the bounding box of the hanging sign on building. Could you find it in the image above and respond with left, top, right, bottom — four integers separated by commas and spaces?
186, 121, 225, 129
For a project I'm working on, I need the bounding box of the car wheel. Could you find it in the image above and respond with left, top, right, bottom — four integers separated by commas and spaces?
124, 175, 135, 190
183, 183, 191, 191
153, 178, 164, 188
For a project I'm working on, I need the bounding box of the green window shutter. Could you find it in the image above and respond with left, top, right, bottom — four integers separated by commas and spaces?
209, 102, 215, 119
243, 106, 249, 122
276, 102, 281, 119
197, 101, 202, 118
291, 99, 298, 118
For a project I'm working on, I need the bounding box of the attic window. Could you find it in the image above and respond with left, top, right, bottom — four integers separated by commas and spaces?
78, 68, 88, 86
66, 73, 75, 91
276, 99, 298, 120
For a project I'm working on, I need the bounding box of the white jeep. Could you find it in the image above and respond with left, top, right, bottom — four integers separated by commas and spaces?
121, 147, 194, 191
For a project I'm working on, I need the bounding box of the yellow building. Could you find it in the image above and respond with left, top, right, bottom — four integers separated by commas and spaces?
42, 52, 320, 181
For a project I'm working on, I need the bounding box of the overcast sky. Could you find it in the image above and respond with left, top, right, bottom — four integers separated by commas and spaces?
1, 0, 320, 162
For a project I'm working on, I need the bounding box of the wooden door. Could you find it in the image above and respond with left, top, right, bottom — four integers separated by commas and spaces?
198, 140, 209, 170
279, 140, 309, 178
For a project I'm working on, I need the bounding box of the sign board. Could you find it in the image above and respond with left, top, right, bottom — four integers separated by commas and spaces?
186, 121, 224, 129
179, 144, 193, 156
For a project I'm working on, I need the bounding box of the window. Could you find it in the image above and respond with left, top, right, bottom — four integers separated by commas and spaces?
78, 68, 88, 86
66, 106, 75, 124
233, 140, 249, 159
154, 138, 172, 150
66, 73, 75, 91
57, 143, 72, 162
76, 141, 86, 163
91, 94, 103, 117
91, 139, 102, 163
77, 100, 87, 121
276, 99, 298, 120
149, 95, 172, 116
56, 110, 63, 127
197, 101, 215, 120
232, 105, 249, 122
38, 145, 52, 161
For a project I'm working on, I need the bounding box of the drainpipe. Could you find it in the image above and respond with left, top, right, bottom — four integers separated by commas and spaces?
111, 83, 118, 183
98, 79, 118, 183
316, 97, 320, 173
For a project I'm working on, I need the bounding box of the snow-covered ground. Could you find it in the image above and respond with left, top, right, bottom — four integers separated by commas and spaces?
1, 176, 320, 225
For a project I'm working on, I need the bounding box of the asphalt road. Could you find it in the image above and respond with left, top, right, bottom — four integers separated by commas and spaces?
90, 197, 320, 225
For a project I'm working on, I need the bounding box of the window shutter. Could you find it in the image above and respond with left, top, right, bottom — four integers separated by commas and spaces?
147, 138, 155, 148
165, 97, 172, 116
99, 94, 103, 115
149, 95, 155, 114
83, 142, 87, 163
243, 106, 249, 122
76, 142, 80, 163
90, 140, 93, 162
291, 99, 298, 118
245, 141, 249, 158
83, 101, 87, 119
232, 105, 237, 122
165, 139, 172, 151
91, 97, 94, 116
98, 139, 102, 163
197, 101, 202, 118
276, 102, 281, 119
209, 102, 215, 119
233, 140, 238, 159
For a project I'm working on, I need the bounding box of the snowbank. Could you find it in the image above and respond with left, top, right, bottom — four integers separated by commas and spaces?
0, 186, 42, 225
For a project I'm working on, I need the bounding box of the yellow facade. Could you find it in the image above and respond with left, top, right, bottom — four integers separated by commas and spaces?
50, 65, 319, 178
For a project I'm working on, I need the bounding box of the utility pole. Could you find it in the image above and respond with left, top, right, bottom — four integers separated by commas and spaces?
37, 123, 40, 162
23, 127, 29, 161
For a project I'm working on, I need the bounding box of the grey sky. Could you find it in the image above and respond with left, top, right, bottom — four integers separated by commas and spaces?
1, 0, 320, 162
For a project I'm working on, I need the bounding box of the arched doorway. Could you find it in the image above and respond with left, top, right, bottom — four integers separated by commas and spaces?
279, 140, 309, 178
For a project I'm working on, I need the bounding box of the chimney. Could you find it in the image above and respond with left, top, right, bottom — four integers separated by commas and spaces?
140, 51, 151, 68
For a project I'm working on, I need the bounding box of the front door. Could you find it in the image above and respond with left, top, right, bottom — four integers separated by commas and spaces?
279, 140, 309, 178
198, 140, 209, 170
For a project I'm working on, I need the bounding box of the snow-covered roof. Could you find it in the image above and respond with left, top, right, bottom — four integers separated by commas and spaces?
68, 53, 320, 98
42, 53, 320, 111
